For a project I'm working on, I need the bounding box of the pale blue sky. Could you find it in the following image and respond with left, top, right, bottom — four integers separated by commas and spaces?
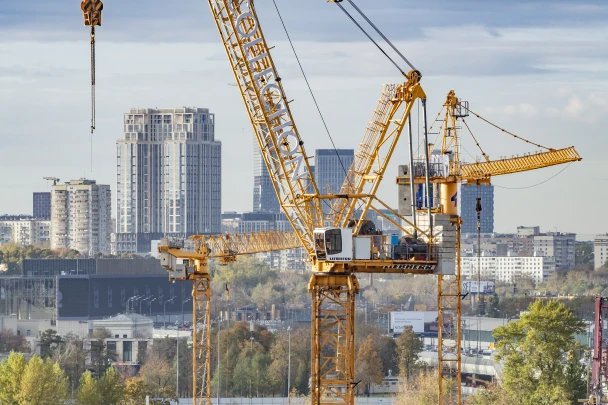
0, 0, 606, 238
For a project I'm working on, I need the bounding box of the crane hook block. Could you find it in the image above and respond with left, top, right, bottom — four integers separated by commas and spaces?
81, 0, 103, 27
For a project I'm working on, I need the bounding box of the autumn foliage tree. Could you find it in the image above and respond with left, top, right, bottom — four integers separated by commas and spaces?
354, 335, 385, 396
396, 326, 424, 379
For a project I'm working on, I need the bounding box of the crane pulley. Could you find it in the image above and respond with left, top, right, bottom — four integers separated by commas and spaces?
81, 0, 103, 134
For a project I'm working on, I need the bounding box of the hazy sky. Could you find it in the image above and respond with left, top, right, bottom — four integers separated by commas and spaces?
0, 0, 606, 239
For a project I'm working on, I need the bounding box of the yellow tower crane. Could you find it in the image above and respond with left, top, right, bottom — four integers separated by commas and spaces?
80, 1, 581, 404
396, 91, 581, 401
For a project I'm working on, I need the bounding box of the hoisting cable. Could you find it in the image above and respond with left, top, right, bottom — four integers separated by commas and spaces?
459, 103, 553, 151
90, 26, 96, 135
333, 1, 406, 76
271, 0, 359, 217
492, 162, 573, 190
90, 26, 96, 172
344, 0, 417, 72
461, 118, 490, 163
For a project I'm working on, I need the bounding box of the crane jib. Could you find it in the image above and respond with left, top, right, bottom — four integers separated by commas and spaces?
228, 0, 310, 182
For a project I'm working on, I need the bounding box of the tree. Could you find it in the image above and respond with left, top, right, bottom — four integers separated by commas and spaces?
0, 329, 30, 353
97, 366, 125, 405
140, 356, 176, 403
396, 326, 424, 379
16, 356, 68, 405
493, 300, 586, 405
564, 348, 587, 403
486, 293, 500, 318
0, 351, 27, 405
354, 335, 384, 396
39, 329, 62, 358
575, 243, 593, 266
75, 371, 101, 405
465, 384, 514, 405
52, 334, 87, 394
393, 370, 454, 405
375, 335, 398, 376
89, 328, 116, 376
123, 377, 153, 405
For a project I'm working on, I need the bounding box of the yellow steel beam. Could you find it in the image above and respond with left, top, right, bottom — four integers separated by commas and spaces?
459, 146, 581, 180
191, 231, 302, 262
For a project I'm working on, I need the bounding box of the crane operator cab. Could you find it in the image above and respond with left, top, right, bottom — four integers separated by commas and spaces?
314, 228, 353, 262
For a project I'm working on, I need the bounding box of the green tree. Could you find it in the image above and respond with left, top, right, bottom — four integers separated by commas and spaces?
16, 356, 68, 405
354, 335, 384, 396
97, 366, 125, 405
39, 329, 62, 358
75, 371, 101, 405
564, 348, 587, 404
486, 293, 500, 318
375, 335, 398, 376
268, 331, 289, 395
575, 243, 593, 266
89, 328, 116, 376
0, 351, 27, 405
493, 300, 586, 405
396, 326, 424, 379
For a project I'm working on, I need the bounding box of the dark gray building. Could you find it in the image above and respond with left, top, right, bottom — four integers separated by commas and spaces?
252, 134, 280, 213
33, 192, 51, 220
315, 149, 354, 216
459, 183, 494, 234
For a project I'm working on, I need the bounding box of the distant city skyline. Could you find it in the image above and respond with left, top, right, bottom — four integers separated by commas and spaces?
0, 1, 606, 238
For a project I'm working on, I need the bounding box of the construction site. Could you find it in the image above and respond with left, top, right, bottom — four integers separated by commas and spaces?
1, 1, 602, 405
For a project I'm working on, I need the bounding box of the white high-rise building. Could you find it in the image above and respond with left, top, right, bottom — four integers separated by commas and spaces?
594, 234, 608, 270
116, 108, 221, 253
51, 179, 112, 254
0, 216, 50, 246
461, 252, 555, 285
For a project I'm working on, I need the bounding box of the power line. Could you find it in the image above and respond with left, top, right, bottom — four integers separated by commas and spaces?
333, 1, 406, 76
344, 0, 416, 71
271, 0, 359, 220
492, 163, 572, 190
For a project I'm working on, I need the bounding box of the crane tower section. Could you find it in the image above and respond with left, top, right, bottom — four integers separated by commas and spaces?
208, 0, 322, 252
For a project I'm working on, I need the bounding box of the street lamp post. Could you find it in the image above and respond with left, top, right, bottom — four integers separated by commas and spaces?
148, 298, 156, 319
287, 327, 291, 402
176, 298, 190, 403
139, 296, 152, 315
249, 336, 254, 403
217, 317, 221, 405
164, 297, 174, 328
181, 298, 191, 326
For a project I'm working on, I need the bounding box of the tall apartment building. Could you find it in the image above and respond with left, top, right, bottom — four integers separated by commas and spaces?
33, 192, 51, 220
594, 234, 608, 269
0, 216, 50, 246
51, 179, 112, 254
253, 135, 280, 213
315, 149, 354, 217
461, 253, 555, 285
533, 232, 575, 269
116, 108, 221, 254
459, 183, 494, 234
